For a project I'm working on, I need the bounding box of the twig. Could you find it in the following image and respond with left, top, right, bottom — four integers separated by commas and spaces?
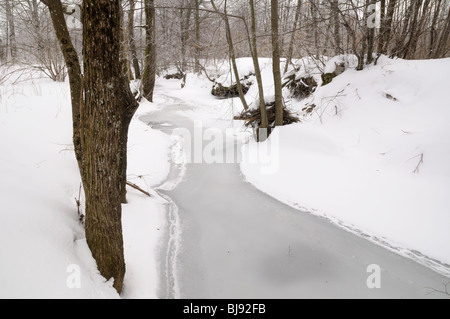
425, 282, 450, 298
126, 182, 151, 197
74, 183, 84, 225
412, 153, 424, 174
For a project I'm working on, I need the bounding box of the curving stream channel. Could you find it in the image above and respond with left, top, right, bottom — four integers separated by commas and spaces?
141, 93, 449, 299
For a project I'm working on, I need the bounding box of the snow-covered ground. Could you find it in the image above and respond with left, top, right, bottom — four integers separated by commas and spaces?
0, 75, 171, 298
240, 56, 450, 276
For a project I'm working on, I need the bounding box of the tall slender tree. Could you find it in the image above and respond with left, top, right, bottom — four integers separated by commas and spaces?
143, 0, 157, 101
284, 0, 302, 74
5, 0, 17, 61
211, 0, 249, 110
271, 0, 283, 126
249, 0, 268, 134
128, 0, 141, 79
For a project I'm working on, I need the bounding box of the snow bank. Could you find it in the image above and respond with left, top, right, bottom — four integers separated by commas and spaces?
0, 78, 172, 298
241, 57, 450, 276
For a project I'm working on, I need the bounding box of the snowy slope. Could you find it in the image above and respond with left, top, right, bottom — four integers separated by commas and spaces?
0, 77, 171, 298
241, 56, 450, 276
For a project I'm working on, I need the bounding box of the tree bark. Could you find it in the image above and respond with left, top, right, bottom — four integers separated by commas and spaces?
429, 0, 443, 58
407, 0, 430, 59
379, 0, 396, 55
284, 0, 302, 74
331, 0, 342, 56
42, 0, 83, 167
249, 0, 268, 133
377, 0, 386, 54
271, 0, 283, 126
180, 1, 192, 72
128, 0, 141, 79
5, 0, 17, 61
142, 0, 157, 101
401, 0, 424, 59
82, 0, 139, 294
194, 0, 201, 74
366, 0, 376, 64
434, 6, 450, 59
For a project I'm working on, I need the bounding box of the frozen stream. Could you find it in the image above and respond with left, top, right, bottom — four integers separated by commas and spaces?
142, 93, 449, 299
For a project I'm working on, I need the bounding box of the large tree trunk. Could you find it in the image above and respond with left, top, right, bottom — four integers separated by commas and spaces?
142, 0, 157, 101
128, 0, 141, 79
82, 0, 138, 294
249, 0, 268, 133
271, 0, 283, 126
283, 0, 302, 74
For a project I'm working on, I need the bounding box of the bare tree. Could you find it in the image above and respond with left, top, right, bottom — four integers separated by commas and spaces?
143, 0, 157, 101
5, 0, 17, 61
249, 0, 268, 133
284, 0, 302, 74
271, 0, 283, 126
128, 0, 141, 79
211, 0, 249, 110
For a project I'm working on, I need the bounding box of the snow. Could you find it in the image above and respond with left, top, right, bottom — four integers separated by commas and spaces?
241, 56, 450, 275
0, 76, 172, 298
1, 54, 449, 298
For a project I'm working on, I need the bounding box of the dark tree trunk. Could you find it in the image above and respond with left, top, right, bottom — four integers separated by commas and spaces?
42, 0, 83, 167
284, 0, 302, 74
366, 0, 376, 64
128, 0, 141, 79
331, 0, 342, 56
249, 0, 268, 133
377, 0, 386, 53
401, 0, 424, 59
194, 0, 201, 74
434, 6, 450, 59
82, 0, 138, 294
379, 0, 397, 55
210, 0, 249, 110
143, 0, 157, 101
271, 0, 283, 126
180, 1, 192, 72
5, 0, 17, 61
408, 0, 430, 59
429, 0, 443, 58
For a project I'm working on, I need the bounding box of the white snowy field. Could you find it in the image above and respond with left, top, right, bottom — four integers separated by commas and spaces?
240, 56, 450, 275
0, 75, 171, 298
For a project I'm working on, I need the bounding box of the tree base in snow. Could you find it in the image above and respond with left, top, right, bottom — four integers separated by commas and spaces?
234, 101, 300, 128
